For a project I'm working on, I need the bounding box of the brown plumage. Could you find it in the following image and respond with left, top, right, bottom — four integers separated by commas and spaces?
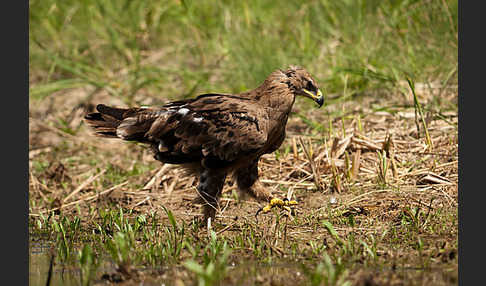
84, 66, 324, 222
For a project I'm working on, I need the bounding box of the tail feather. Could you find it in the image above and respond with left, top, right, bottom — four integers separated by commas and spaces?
84, 104, 153, 141
84, 109, 121, 138
96, 104, 131, 120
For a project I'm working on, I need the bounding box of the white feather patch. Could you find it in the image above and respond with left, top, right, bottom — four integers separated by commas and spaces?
177, 108, 190, 115
116, 128, 128, 139
158, 141, 168, 152
193, 117, 203, 123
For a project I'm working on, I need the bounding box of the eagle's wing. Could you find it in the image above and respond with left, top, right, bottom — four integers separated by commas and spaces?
146, 94, 269, 163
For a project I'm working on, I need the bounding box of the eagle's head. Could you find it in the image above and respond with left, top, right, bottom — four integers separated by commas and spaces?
284, 66, 324, 108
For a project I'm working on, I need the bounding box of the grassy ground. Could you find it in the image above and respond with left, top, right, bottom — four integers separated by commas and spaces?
29, 0, 458, 285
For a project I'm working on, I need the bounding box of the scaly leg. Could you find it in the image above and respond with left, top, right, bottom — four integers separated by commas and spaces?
235, 160, 298, 217
234, 160, 272, 201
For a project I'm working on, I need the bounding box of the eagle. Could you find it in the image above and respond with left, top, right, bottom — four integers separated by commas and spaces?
84, 66, 323, 222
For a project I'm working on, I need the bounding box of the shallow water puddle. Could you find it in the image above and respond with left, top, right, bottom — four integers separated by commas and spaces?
30, 249, 80, 286
29, 239, 456, 285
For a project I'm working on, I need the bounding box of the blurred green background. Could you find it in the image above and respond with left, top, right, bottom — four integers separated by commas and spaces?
29, 0, 457, 106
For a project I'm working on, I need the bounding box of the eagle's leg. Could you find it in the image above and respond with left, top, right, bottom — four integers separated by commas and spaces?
197, 168, 227, 223
235, 159, 298, 218
235, 160, 272, 201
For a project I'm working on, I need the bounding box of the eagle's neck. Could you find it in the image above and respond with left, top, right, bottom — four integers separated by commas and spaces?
234, 71, 296, 145
249, 71, 296, 120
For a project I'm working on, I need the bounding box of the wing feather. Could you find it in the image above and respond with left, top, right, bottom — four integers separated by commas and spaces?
146, 94, 269, 162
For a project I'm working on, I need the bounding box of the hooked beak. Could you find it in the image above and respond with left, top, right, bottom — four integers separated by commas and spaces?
302, 88, 324, 108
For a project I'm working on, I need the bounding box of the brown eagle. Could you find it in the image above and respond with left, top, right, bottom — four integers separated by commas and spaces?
84, 66, 323, 222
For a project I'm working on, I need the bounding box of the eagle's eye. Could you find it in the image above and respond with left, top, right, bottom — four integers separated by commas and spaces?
305, 81, 316, 92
